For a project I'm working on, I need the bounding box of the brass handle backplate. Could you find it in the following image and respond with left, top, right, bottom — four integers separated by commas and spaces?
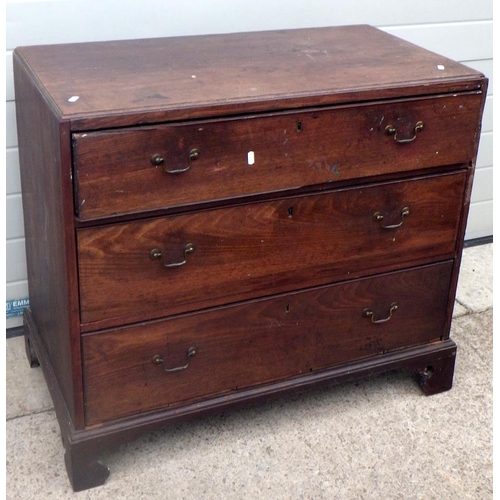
373, 206, 410, 229
151, 148, 200, 174
363, 302, 399, 324
152, 346, 197, 373
385, 121, 424, 144
149, 243, 195, 268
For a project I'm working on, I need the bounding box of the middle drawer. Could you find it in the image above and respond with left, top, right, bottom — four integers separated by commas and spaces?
78, 172, 465, 329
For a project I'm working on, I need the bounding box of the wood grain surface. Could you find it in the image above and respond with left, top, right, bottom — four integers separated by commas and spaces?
83, 261, 453, 425
13, 53, 84, 427
14, 26, 484, 129
73, 93, 482, 220
77, 172, 465, 328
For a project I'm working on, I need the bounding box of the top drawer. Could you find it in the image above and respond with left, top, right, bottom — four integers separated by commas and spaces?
73, 92, 482, 220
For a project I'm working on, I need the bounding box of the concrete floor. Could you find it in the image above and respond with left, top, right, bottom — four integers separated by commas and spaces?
6, 244, 493, 499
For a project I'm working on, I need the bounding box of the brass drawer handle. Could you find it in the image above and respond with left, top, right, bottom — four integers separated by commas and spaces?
149, 243, 195, 268
385, 121, 424, 143
152, 346, 197, 373
363, 302, 399, 324
150, 148, 200, 174
373, 206, 410, 229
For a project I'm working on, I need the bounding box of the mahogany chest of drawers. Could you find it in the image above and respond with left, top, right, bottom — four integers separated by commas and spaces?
14, 25, 487, 491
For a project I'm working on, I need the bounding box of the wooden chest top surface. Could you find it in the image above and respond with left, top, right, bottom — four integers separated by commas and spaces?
14, 25, 483, 129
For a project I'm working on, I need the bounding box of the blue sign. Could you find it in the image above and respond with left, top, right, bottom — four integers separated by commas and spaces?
6, 298, 29, 318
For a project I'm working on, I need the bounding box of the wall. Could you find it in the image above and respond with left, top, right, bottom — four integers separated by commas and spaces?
5, 0, 493, 328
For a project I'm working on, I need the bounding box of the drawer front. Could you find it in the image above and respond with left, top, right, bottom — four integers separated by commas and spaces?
83, 261, 454, 425
73, 93, 481, 220
78, 172, 465, 328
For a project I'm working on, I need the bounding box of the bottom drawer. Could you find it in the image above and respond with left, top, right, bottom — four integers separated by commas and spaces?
83, 261, 453, 425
